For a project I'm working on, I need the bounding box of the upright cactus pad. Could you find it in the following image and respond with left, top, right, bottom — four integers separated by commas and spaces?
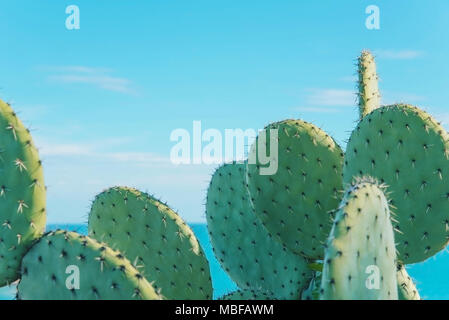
397, 264, 420, 300
344, 104, 449, 264
320, 180, 398, 300
220, 289, 276, 300
17, 230, 161, 300
206, 162, 313, 299
89, 186, 212, 300
0, 99, 46, 286
357, 50, 381, 119
246, 119, 344, 259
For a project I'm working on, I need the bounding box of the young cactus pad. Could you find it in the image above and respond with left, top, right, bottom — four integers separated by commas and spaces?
246, 119, 344, 259
0, 99, 46, 286
357, 50, 381, 119
344, 104, 449, 264
88, 186, 213, 300
17, 230, 161, 300
320, 180, 398, 300
206, 162, 313, 299
397, 264, 420, 300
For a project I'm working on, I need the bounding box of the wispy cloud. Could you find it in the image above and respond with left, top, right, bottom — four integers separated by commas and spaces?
294, 107, 341, 113
374, 50, 423, 60
39, 141, 169, 164
39, 65, 136, 94
306, 89, 356, 107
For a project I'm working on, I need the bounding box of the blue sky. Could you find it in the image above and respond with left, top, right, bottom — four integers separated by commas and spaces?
1, 0, 449, 223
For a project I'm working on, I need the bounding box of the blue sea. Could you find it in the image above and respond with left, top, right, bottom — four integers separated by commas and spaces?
1, 223, 447, 300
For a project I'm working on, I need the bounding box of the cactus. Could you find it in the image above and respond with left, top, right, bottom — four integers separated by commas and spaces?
357, 50, 381, 119
344, 104, 449, 264
88, 186, 212, 300
206, 162, 313, 299
0, 99, 46, 286
397, 264, 420, 300
320, 180, 398, 300
17, 230, 161, 300
246, 120, 344, 259
219, 289, 276, 300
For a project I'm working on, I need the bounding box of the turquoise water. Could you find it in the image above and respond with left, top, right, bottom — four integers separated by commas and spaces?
1, 223, 447, 300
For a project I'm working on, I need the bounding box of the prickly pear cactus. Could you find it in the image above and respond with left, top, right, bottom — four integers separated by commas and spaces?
344, 104, 449, 264
88, 186, 212, 300
397, 264, 420, 300
0, 99, 46, 286
220, 289, 276, 300
17, 230, 161, 300
246, 120, 344, 259
320, 180, 398, 300
357, 50, 381, 119
206, 162, 313, 299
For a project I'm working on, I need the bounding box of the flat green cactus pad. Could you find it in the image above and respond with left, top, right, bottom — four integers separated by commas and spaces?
344, 104, 449, 264
246, 119, 344, 259
89, 186, 213, 299
17, 230, 161, 300
219, 289, 276, 300
206, 162, 313, 299
320, 180, 398, 300
0, 99, 46, 286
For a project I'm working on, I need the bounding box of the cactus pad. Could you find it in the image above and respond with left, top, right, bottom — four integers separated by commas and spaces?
206, 162, 313, 299
320, 180, 398, 300
344, 104, 449, 263
88, 186, 212, 300
357, 50, 381, 119
397, 264, 420, 300
17, 230, 161, 300
0, 99, 46, 286
246, 119, 344, 259
220, 289, 276, 300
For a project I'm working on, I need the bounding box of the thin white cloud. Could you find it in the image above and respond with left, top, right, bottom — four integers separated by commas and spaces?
49, 74, 134, 94
40, 143, 91, 156
306, 89, 356, 107
374, 50, 423, 60
39, 141, 169, 164
294, 107, 341, 113
37, 65, 112, 74
39, 65, 135, 94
